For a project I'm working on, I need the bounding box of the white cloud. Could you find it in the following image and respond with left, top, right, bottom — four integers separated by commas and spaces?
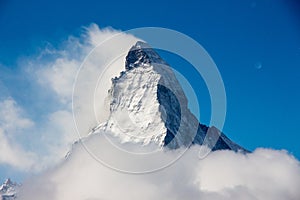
0, 98, 34, 132
0, 24, 139, 173
36, 58, 79, 104
17, 133, 300, 200
0, 98, 36, 170
0, 128, 36, 171
30, 23, 139, 135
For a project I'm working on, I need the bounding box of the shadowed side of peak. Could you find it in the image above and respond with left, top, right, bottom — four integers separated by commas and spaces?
106, 41, 250, 153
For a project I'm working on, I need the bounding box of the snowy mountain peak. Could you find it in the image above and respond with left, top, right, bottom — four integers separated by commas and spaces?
94, 41, 248, 152
0, 179, 18, 200
125, 41, 166, 70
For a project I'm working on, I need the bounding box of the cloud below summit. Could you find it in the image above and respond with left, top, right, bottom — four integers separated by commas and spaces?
18, 133, 300, 200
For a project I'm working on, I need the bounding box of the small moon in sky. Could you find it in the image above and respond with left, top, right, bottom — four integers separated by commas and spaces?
255, 62, 262, 70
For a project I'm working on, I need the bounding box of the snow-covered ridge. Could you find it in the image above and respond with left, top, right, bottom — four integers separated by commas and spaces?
0, 179, 19, 200
93, 41, 248, 152
125, 41, 167, 70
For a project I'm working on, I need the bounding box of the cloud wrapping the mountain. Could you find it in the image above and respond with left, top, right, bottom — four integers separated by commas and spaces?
18, 133, 300, 200
0, 24, 138, 172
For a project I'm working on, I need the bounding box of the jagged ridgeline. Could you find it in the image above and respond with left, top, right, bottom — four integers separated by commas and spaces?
95, 41, 249, 153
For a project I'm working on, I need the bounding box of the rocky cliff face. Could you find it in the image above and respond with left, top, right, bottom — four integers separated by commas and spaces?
93, 41, 248, 153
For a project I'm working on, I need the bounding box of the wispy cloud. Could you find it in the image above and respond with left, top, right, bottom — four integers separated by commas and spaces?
0, 98, 36, 170
0, 24, 138, 173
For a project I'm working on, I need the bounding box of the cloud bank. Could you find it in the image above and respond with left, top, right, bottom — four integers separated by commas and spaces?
17, 133, 300, 200
0, 24, 138, 173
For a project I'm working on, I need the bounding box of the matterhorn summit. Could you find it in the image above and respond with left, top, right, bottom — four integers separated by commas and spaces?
93, 41, 248, 152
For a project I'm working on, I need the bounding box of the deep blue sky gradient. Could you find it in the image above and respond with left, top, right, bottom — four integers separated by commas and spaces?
0, 0, 299, 159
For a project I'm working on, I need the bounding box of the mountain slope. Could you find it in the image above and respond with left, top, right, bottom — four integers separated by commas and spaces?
94, 41, 248, 153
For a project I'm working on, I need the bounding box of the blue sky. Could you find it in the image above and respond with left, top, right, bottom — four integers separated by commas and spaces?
0, 0, 300, 182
